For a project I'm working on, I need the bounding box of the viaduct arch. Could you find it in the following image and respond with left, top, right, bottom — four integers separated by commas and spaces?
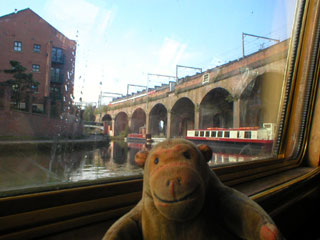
99, 41, 288, 137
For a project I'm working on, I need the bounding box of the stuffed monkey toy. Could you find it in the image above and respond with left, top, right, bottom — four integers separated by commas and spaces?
103, 139, 281, 240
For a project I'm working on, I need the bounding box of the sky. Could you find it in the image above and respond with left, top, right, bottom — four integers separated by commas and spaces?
0, 0, 297, 104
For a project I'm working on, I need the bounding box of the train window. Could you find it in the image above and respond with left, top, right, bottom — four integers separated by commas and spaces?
0, 0, 302, 198
4, 1, 320, 239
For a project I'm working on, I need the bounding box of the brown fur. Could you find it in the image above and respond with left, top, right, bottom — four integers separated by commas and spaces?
103, 139, 281, 240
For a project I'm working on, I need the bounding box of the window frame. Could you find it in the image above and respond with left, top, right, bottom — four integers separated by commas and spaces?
1, 0, 320, 239
32, 84, 39, 93
50, 85, 62, 100
50, 67, 62, 83
33, 44, 41, 53
13, 41, 22, 52
213, 0, 320, 184
51, 47, 64, 63
32, 64, 40, 72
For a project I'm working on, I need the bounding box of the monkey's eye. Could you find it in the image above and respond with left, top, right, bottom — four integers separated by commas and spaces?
154, 158, 159, 164
183, 151, 191, 159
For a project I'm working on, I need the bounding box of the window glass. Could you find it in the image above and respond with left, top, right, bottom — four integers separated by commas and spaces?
33, 44, 41, 52
13, 41, 22, 51
0, 1, 298, 195
32, 64, 40, 72
51, 67, 63, 83
52, 47, 64, 63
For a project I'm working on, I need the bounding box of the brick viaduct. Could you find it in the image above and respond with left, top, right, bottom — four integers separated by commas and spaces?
98, 40, 289, 138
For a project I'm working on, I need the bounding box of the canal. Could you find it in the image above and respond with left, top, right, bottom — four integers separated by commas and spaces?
0, 139, 260, 196
0, 140, 143, 195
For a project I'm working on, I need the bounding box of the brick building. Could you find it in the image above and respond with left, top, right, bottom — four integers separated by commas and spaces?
0, 8, 76, 116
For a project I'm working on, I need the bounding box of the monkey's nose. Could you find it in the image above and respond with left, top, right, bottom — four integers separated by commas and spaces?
166, 177, 182, 186
167, 177, 182, 200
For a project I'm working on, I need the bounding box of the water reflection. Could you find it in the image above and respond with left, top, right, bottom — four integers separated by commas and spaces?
70, 141, 143, 182
209, 152, 258, 165
0, 140, 260, 193
0, 140, 142, 193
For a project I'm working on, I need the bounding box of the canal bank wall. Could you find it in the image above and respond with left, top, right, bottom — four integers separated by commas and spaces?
0, 136, 109, 152
0, 109, 83, 139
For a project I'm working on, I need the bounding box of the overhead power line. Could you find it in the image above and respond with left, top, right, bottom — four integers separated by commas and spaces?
242, 32, 280, 57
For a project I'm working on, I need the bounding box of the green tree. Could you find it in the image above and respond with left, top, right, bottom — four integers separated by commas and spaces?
2, 61, 39, 108
83, 104, 97, 121
95, 105, 109, 115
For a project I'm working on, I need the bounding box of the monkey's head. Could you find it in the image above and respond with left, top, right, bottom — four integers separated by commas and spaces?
135, 139, 212, 221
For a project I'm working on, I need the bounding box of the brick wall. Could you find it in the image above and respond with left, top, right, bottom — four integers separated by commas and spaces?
0, 110, 83, 138
0, 8, 76, 111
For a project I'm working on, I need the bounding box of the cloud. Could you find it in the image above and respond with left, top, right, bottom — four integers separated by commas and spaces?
42, 2, 194, 103
96, 9, 115, 37
43, 0, 118, 103
208, 56, 224, 68
44, 0, 115, 42
44, 0, 99, 36
155, 37, 187, 75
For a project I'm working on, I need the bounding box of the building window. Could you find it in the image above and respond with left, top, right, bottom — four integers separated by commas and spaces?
32, 64, 40, 72
50, 67, 63, 83
50, 86, 62, 100
13, 41, 22, 52
1, 0, 311, 215
32, 84, 39, 92
52, 47, 64, 63
33, 44, 41, 52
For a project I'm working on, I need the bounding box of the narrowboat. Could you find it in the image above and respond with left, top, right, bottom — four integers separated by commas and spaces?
126, 133, 149, 143
186, 123, 276, 155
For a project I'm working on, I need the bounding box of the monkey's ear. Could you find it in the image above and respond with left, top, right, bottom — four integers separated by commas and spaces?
135, 150, 149, 168
197, 144, 212, 162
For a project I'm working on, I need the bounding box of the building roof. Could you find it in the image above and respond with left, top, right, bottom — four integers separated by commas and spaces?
0, 8, 30, 19
0, 8, 76, 43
